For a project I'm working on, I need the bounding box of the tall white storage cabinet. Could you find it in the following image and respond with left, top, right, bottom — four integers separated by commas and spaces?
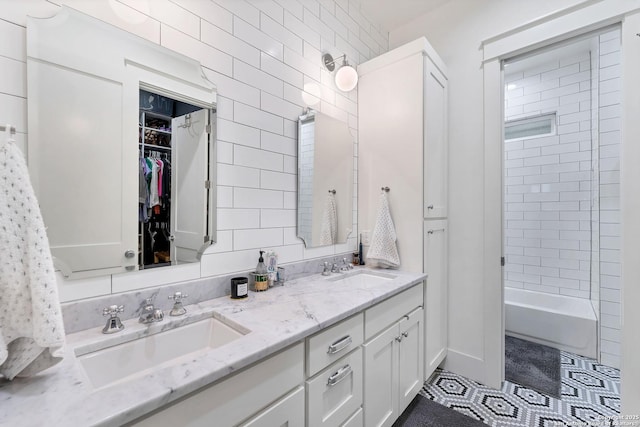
358, 37, 449, 382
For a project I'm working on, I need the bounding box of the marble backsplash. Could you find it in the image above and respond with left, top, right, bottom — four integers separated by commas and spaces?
61, 253, 355, 334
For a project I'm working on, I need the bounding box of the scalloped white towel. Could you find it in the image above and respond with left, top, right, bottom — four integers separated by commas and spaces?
366, 192, 400, 269
319, 192, 337, 245
0, 130, 65, 380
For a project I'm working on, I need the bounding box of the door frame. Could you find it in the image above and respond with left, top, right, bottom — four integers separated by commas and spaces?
480, 1, 640, 407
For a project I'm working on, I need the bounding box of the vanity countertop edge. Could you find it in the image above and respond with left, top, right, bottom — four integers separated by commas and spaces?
0, 267, 427, 427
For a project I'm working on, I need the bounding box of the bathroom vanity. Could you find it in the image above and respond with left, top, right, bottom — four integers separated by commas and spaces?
0, 268, 426, 427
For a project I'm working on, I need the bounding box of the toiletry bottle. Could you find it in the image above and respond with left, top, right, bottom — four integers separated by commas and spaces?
256, 250, 267, 274
359, 234, 364, 265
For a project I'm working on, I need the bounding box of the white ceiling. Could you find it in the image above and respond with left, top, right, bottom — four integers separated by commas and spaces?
358, 0, 451, 32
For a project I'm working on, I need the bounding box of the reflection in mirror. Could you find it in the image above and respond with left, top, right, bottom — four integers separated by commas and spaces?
297, 110, 354, 247
26, 7, 217, 279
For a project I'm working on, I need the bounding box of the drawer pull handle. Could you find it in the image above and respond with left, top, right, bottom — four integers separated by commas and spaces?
327, 364, 352, 387
327, 335, 352, 354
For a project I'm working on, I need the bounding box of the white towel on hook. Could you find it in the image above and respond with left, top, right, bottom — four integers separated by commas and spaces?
319, 192, 337, 245
0, 128, 66, 380
366, 192, 400, 269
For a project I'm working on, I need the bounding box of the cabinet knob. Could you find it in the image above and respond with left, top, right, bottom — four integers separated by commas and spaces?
395, 336, 403, 342
427, 204, 434, 210
402, 331, 409, 338
124, 250, 136, 258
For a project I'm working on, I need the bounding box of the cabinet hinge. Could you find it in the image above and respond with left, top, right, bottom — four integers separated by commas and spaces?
205, 180, 211, 189
204, 235, 210, 243
206, 123, 212, 134
501, 256, 505, 267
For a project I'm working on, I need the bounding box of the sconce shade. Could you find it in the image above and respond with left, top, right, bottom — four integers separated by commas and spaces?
335, 65, 358, 92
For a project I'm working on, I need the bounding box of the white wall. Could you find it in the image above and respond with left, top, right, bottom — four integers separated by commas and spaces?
389, 0, 589, 384
0, 0, 389, 301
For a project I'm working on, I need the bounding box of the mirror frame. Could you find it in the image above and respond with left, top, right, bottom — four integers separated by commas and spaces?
27, 6, 217, 279
296, 109, 354, 248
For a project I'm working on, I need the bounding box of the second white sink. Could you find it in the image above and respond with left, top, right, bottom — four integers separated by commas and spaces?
328, 269, 396, 286
77, 316, 247, 389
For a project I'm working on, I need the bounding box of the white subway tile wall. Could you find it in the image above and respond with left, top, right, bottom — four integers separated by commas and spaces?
503, 30, 621, 368
0, 0, 388, 300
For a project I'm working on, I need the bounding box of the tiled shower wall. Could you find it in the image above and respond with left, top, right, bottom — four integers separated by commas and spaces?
595, 29, 621, 369
504, 52, 595, 298
0, 0, 388, 300
504, 29, 621, 368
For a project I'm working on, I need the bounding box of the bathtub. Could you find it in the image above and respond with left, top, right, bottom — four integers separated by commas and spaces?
505, 287, 597, 359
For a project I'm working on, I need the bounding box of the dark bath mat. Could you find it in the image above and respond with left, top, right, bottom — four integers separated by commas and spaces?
392, 394, 488, 427
505, 335, 561, 398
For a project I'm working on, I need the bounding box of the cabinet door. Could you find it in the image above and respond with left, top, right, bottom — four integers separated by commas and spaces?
27, 60, 137, 277
424, 220, 448, 380
424, 58, 448, 219
363, 324, 398, 427
241, 386, 304, 427
171, 109, 210, 263
397, 308, 424, 414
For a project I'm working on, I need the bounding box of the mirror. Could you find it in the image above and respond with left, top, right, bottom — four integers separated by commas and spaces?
26, 7, 217, 279
297, 110, 354, 247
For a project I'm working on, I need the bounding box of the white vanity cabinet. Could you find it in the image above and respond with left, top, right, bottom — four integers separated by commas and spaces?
127, 282, 424, 427
358, 37, 449, 382
363, 285, 424, 427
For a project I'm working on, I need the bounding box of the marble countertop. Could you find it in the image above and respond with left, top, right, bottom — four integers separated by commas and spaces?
0, 267, 426, 427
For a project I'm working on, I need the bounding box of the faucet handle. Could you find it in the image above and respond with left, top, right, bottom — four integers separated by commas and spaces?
168, 291, 188, 302
102, 305, 125, 334
321, 261, 331, 276
169, 291, 188, 316
103, 304, 124, 317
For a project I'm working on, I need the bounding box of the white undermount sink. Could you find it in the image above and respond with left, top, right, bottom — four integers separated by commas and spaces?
76, 316, 248, 389
328, 269, 396, 286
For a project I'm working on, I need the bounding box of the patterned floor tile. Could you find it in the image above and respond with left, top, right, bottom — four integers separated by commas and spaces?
421, 349, 620, 427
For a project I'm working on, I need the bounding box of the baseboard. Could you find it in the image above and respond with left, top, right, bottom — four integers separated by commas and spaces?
442, 348, 497, 388
425, 348, 447, 381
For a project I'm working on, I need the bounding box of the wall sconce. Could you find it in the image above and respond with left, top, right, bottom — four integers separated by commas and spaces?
322, 53, 358, 92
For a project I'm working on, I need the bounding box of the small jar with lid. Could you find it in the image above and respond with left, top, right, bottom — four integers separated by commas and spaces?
230, 276, 248, 299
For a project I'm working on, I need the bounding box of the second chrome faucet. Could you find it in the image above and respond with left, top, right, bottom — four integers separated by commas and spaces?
139, 298, 164, 324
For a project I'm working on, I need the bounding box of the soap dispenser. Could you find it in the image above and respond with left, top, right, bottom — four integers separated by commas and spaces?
253, 250, 269, 291
256, 250, 267, 274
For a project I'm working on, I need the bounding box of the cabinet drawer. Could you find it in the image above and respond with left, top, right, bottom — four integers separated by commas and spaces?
306, 313, 363, 377
342, 408, 363, 427
365, 284, 423, 340
240, 386, 304, 427
129, 343, 303, 427
306, 347, 363, 427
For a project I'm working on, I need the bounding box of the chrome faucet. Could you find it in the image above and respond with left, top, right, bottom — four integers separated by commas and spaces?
339, 258, 353, 272
331, 259, 340, 273
139, 298, 164, 324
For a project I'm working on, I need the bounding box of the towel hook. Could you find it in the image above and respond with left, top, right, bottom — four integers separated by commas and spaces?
381, 186, 390, 192
328, 189, 336, 194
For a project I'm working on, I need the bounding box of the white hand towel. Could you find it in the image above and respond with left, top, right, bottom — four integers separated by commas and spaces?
366, 192, 400, 269
319, 192, 337, 245
0, 134, 66, 380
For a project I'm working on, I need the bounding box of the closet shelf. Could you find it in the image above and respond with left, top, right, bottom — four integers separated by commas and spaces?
139, 143, 171, 151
